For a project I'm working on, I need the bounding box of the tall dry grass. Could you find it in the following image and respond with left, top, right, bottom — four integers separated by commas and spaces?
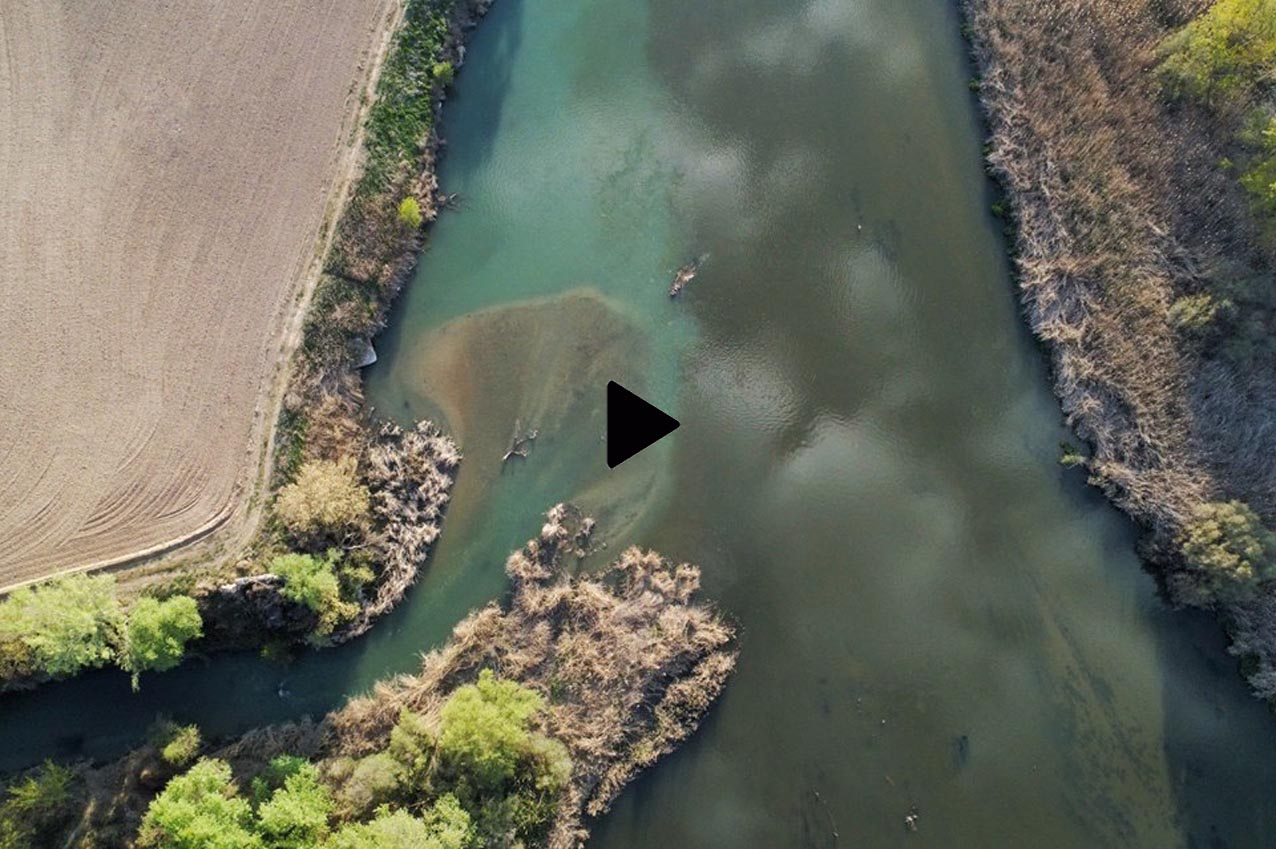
966, 0, 1276, 692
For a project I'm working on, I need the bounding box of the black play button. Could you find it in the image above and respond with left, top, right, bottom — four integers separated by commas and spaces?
606, 381, 679, 468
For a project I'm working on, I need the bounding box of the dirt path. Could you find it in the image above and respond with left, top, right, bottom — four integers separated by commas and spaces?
0, 0, 401, 589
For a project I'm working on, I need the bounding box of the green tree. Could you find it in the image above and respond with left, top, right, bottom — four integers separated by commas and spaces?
268, 553, 352, 637
274, 457, 370, 540
438, 669, 545, 794
123, 596, 203, 687
332, 753, 400, 818
397, 196, 424, 230
1160, 0, 1276, 106
138, 759, 261, 849
1180, 500, 1276, 603
254, 760, 331, 849
387, 708, 438, 790
326, 800, 472, 849
0, 574, 122, 678
421, 795, 474, 849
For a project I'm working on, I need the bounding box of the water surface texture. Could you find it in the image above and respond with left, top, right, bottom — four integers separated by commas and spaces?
7, 1, 1276, 846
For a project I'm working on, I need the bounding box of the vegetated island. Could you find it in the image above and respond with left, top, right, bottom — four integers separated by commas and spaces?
964, 0, 1276, 695
0, 506, 737, 849
0, 0, 489, 693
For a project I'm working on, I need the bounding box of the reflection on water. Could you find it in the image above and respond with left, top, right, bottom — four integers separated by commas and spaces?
4, 0, 1276, 846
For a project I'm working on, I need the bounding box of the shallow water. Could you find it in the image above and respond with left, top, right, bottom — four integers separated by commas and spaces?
6, 0, 1276, 845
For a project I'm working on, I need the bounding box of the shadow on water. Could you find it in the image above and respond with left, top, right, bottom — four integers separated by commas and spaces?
1154, 606, 1276, 848
441, 0, 523, 187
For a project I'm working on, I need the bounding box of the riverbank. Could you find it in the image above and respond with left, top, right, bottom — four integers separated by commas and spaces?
963, 0, 1276, 696
0, 0, 492, 694
6, 508, 736, 849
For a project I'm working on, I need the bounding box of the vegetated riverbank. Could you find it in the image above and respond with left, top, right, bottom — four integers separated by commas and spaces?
963, 0, 1276, 696
2, 507, 736, 849
0, 0, 492, 695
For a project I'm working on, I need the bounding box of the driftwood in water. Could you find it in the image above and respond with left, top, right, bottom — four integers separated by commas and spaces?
502, 417, 539, 463
668, 256, 703, 298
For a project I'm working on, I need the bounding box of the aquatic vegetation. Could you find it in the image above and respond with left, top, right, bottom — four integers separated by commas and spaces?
330, 506, 737, 846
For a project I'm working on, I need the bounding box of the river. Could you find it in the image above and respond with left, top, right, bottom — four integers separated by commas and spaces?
6, 0, 1276, 846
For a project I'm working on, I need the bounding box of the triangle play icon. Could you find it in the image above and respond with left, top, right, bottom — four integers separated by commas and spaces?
606, 381, 680, 468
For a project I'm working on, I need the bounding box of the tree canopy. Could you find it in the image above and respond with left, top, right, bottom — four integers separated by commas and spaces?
0, 574, 122, 678
138, 760, 261, 849
1180, 500, 1276, 603
123, 596, 203, 687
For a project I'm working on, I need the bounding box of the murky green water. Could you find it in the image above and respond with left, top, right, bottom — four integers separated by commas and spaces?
6, 0, 1276, 845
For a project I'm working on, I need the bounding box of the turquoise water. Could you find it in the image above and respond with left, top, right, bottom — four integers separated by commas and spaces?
6, 1, 1276, 846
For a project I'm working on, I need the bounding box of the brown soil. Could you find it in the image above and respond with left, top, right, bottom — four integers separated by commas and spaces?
0, 0, 400, 588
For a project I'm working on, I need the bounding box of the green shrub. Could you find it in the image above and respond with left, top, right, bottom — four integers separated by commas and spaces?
0, 761, 77, 848
397, 196, 424, 230
333, 753, 401, 818
138, 760, 260, 849
1179, 500, 1276, 603
123, 596, 203, 687
387, 708, 438, 790
1159, 0, 1276, 106
432, 61, 455, 86
438, 669, 546, 794
435, 670, 570, 844
0, 575, 122, 678
153, 722, 202, 770
1168, 292, 1238, 342
1239, 112, 1276, 215
1059, 441, 1086, 468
